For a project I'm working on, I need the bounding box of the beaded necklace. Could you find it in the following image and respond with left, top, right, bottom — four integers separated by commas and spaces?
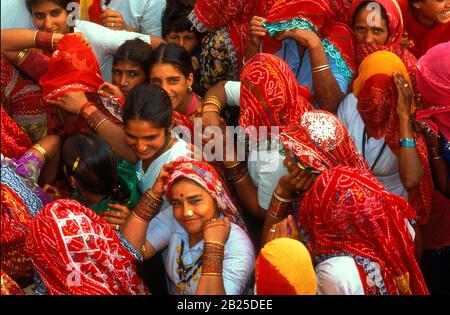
176, 239, 202, 294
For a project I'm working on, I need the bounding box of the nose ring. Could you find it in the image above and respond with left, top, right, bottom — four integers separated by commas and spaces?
187, 210, 193, 217
143, 145, 149, 151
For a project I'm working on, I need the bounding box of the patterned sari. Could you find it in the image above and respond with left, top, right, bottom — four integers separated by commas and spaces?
39, 34, 123, 140
300, 166, 429, 295
26, 199, 148, 295
239, 53, 312, 137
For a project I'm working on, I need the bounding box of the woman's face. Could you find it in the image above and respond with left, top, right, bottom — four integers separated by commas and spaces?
413, 0, 450, 24
353, 6, 390, 45
124, 119, 167, 161
112, 60, 146, 98
149, 63, 193, 114
31, 0, 70, 34
171, 179, 217, 237
165, 31, 198, 54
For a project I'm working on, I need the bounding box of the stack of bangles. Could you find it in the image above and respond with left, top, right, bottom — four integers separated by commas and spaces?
32, 143, 49, 162
428, 146, 443, 160
132, 189, 162, 222
267, 190, 293, 219
201, 241, 224, 276
33, 30, 56, 52
224, 161, 249, 184
202, 96, 223, 114
79, 102, 110, 132
312, 64, 330, 73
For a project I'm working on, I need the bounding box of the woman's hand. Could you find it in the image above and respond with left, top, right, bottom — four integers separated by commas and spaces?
249, 16, 267, 49
98, 82, 125, 100
100, 203, 131, 232
151, 161, 175, 198
277, 167, 316, 198
266, 215, 300, 243
42, 184, 62, 200
393, 72, 414, 121
400, 32, 414, 49
45, 91, 89, 115
100, 9, 129, 31
203, 217, 231, 245
275, 28, 320, 49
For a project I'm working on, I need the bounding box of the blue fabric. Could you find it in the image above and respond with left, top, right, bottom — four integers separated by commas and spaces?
272, 39, 350, 104
1, 165, 43, 218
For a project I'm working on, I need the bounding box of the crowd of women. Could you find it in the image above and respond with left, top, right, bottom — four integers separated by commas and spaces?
1, 0, 449, 295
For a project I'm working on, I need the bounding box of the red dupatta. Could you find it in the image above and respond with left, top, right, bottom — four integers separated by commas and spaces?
299, 166, 429, 295
0, 106, 32, 159
26, 199, 148, 295
279, 110, 368, 172
239, 53, 312, 138
353, 51, 432, 225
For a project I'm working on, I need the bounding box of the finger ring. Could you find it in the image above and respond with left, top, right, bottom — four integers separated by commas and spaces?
403, 83, 408, 88
115, 224, 120, 231
116, 211, 120, 218
269, 229, 276, 233
111, 22, 115, 29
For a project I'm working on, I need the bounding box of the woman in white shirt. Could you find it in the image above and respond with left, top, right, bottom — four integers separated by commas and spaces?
122, 158, 254, 295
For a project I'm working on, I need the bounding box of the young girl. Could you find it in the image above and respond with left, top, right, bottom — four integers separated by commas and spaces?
60, 132, 140, 232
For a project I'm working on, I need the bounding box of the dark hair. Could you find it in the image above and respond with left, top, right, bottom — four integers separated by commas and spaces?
114, 38, 153, 77
25, 0, 71, 12
149, 43, 194, 78
352, 1, 390, 31
62, 133, 128, 203
162, 4, 200, 40
123, 83, 173, 129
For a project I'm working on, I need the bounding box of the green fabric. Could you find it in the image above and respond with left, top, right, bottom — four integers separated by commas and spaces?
73, 159, 141, 214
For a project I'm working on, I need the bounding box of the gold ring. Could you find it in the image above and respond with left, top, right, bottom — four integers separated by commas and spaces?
269, 229, 276, 233
115, 224, 119, 231
117, 211, 120, 218
403, 83, 408, 88
111, 22, 115, 29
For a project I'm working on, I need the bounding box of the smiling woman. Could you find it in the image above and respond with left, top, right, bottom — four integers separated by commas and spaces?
121, 158, 254, 295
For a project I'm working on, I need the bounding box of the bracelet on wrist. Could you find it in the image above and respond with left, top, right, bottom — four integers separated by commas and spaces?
399, 138, 416, 148
34, 31, 55, 51
32, 143, 49, 161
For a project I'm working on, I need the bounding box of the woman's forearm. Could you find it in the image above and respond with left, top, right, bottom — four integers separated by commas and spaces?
398, 117, 424, 190
308, 40, 344, 112
425, 135, 449, 196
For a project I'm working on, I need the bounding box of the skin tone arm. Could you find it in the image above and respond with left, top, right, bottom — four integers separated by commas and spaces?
46, 91, 138, 163
261, 155, 315, 244
245, 16, 266, 61
393, 73, 424, 190
413, 118, 449, 196
195, 217, 231, 295
121, 162, 174, 260
275, 29, 344, 112
27, 135, 61, 185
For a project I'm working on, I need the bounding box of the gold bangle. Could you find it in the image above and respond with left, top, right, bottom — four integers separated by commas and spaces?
273, 191, 293, 203
147, 189, 162, 202
33, 30, 38, 48
32, 143, 49, 161
201, 272, 222, 276
233, 172, 249, 185
202, 109, 221, 115
94, 118, 109, 132
224, 161, 241, 169
14, 49, 29, 66
131, 211, 148, 223
205, 241, 225, 247
311, 64, 329, 71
